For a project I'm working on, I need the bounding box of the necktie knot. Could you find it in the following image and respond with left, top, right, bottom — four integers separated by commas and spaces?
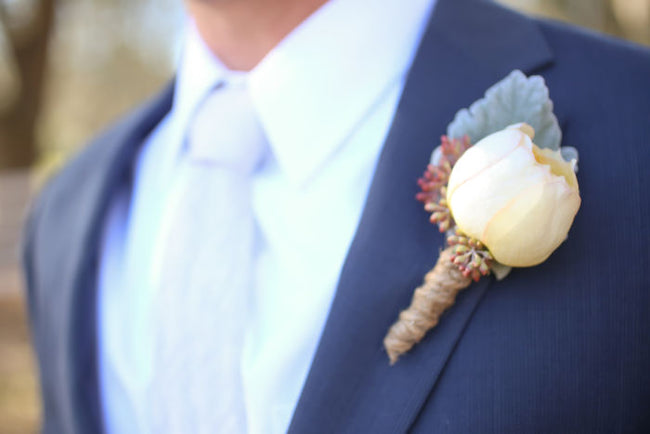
188, 82, 268, 174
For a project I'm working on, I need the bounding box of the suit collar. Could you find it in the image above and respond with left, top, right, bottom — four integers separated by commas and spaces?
288, 0, 553, 431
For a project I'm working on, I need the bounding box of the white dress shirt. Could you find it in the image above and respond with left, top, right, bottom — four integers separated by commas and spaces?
98, 0, 436, 432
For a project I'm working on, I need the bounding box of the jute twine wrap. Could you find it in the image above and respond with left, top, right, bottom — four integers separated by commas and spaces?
384, 247, 472, 364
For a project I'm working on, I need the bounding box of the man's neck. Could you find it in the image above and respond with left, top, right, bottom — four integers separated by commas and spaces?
186, 0, 330, 71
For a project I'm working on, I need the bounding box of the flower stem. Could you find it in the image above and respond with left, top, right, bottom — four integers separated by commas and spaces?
383, 247, 472, 365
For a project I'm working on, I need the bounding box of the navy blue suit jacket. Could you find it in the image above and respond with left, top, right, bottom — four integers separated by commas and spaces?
23, 0, 650, 432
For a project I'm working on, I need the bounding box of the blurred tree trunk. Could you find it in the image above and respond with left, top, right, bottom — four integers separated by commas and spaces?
0, 0, 55, 169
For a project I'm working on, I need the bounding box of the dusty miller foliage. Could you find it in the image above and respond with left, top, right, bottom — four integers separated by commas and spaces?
446, 70, 562, 151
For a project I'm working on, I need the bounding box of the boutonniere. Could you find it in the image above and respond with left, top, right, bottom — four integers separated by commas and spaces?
384, 70, 581, 364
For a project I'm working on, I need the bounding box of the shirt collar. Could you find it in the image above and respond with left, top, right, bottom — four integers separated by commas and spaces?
249, 0, 436, 184
172, 24, 231, 144
173, 0, 436, 184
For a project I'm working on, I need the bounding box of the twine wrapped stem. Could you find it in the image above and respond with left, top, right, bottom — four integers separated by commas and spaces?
383, 247, 472, 364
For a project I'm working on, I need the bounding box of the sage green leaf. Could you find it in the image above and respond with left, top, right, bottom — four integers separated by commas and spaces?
490, 262, 512, 281
447, 70, 562, 150
561, 146, 579, 173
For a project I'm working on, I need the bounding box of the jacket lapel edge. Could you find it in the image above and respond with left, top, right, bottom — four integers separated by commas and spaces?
68, 83, 174, 433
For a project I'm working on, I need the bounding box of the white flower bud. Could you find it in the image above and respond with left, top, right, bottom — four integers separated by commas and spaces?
447, 124, 581, 267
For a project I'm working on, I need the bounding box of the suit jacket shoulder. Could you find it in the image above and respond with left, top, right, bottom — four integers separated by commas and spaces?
537, 16, 650, 110
24, 83, 173, 304
22, 84, 172, 434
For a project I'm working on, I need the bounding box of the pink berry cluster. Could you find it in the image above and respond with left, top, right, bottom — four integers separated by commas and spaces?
416, 135, 471, 232
447, 231, 493, 282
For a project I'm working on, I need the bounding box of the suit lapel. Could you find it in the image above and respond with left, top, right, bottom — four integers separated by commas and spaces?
61, 85, 174, 433
288, 0, 554, 432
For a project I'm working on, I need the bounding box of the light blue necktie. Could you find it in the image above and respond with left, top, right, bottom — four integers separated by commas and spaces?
149, 82, 267, 434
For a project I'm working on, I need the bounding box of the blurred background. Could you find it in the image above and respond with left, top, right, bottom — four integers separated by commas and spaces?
0, 0, 648, 431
